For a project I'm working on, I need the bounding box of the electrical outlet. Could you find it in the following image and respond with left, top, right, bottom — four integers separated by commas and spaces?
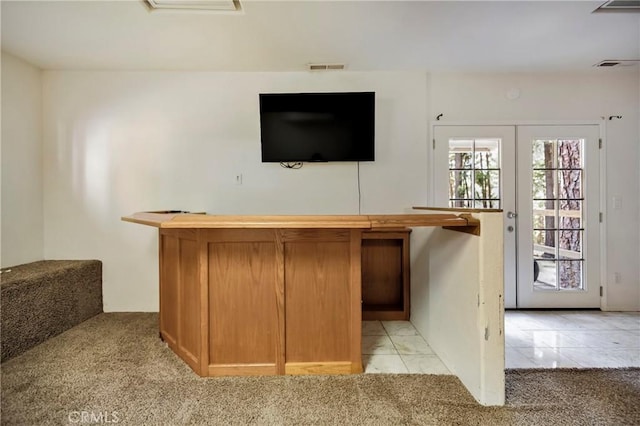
234, 174, 243, 185
612, 196, 622, 210
614, 272, 622, 284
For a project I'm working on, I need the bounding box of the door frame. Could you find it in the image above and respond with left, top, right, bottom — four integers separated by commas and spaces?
428, 120, 607, 310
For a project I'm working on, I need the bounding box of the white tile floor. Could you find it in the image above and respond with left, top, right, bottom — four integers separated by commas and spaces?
364, 311, 640, 373
362, 321, 452, 374
505, 310, 640, 369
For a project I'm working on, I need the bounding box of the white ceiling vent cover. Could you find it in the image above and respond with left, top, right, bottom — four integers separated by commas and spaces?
144, 0, 241, 12
307, 63, 346, 71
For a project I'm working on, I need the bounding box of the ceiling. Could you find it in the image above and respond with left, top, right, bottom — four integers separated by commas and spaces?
1, 0, 639, 72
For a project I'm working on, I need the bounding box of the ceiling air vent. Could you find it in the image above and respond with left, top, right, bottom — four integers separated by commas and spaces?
596, 61, 621, 67
307, 63, 346, 71
144, 0, 241, 12
594, 59, 640, 67
593, 0, 640, 12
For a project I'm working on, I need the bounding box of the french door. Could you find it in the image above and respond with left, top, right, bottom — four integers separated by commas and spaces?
516, 126, 600, 308
433, 124, 601, 309
433, 126, 517, 307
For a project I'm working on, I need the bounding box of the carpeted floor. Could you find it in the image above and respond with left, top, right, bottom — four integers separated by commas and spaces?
1, 313, 638, 425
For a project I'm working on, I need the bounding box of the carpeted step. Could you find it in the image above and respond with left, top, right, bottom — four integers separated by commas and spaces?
1, 260, 103, 362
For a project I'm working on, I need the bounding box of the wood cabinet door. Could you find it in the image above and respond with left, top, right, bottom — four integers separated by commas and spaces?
204, 229, 279, 376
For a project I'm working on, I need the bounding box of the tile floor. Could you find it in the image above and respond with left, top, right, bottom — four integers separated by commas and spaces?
363, 311, 640, 373
505, 310, 640, 369
361, 320, 452, 374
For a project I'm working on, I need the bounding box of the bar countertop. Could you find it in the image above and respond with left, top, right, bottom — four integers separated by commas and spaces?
121, 211, 480, 230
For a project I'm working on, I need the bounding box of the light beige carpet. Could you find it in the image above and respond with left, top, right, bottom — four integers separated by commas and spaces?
1, 313, 638, 425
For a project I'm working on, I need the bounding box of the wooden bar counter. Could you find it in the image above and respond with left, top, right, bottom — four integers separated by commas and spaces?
122, 212, 479, 377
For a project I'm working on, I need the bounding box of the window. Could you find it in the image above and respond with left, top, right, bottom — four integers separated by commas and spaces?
531, 139, 584, 291
448, 139, 501, 208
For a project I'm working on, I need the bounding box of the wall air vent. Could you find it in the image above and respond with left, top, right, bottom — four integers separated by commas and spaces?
307, 63, 346, 71
593, 0, 640, 12
594, 59, 640, 67
144, 0, 241, 12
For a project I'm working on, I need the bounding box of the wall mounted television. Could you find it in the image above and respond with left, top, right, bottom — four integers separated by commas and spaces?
259, 92, 375, 163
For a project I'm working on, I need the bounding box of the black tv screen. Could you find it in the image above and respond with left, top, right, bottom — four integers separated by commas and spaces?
259, 92, 375, 162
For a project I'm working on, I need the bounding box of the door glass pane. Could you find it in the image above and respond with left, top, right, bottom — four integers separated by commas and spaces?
449, 170, 472, 207
534, 259, 556, 290
558, 261, 582, 290
558, 170, 582, 200
558, 140, 582, 168
531, 138, 585, 292
533, 199, 556, 230
559, 199, 582, 216
449, 151, 472, 169
533, 230, 557, 259
532, 170, 557, 199
474, 139, 499, 168
558, 230, 582, 258
474, 170, 500, 208
448, 138, 501, 208
533, 212, 556, 230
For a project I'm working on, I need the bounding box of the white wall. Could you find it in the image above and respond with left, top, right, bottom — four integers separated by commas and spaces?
1, 51, 43, 267
41, 71, 429, 311
429, 70, 640, 311
411, 211, 505, 406
25, 68, 640, 311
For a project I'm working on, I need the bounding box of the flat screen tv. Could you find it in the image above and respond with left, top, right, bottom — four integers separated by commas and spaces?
259, 92, 375, 163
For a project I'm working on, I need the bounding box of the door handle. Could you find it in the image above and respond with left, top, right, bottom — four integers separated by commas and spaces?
507, 211, 517, 219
